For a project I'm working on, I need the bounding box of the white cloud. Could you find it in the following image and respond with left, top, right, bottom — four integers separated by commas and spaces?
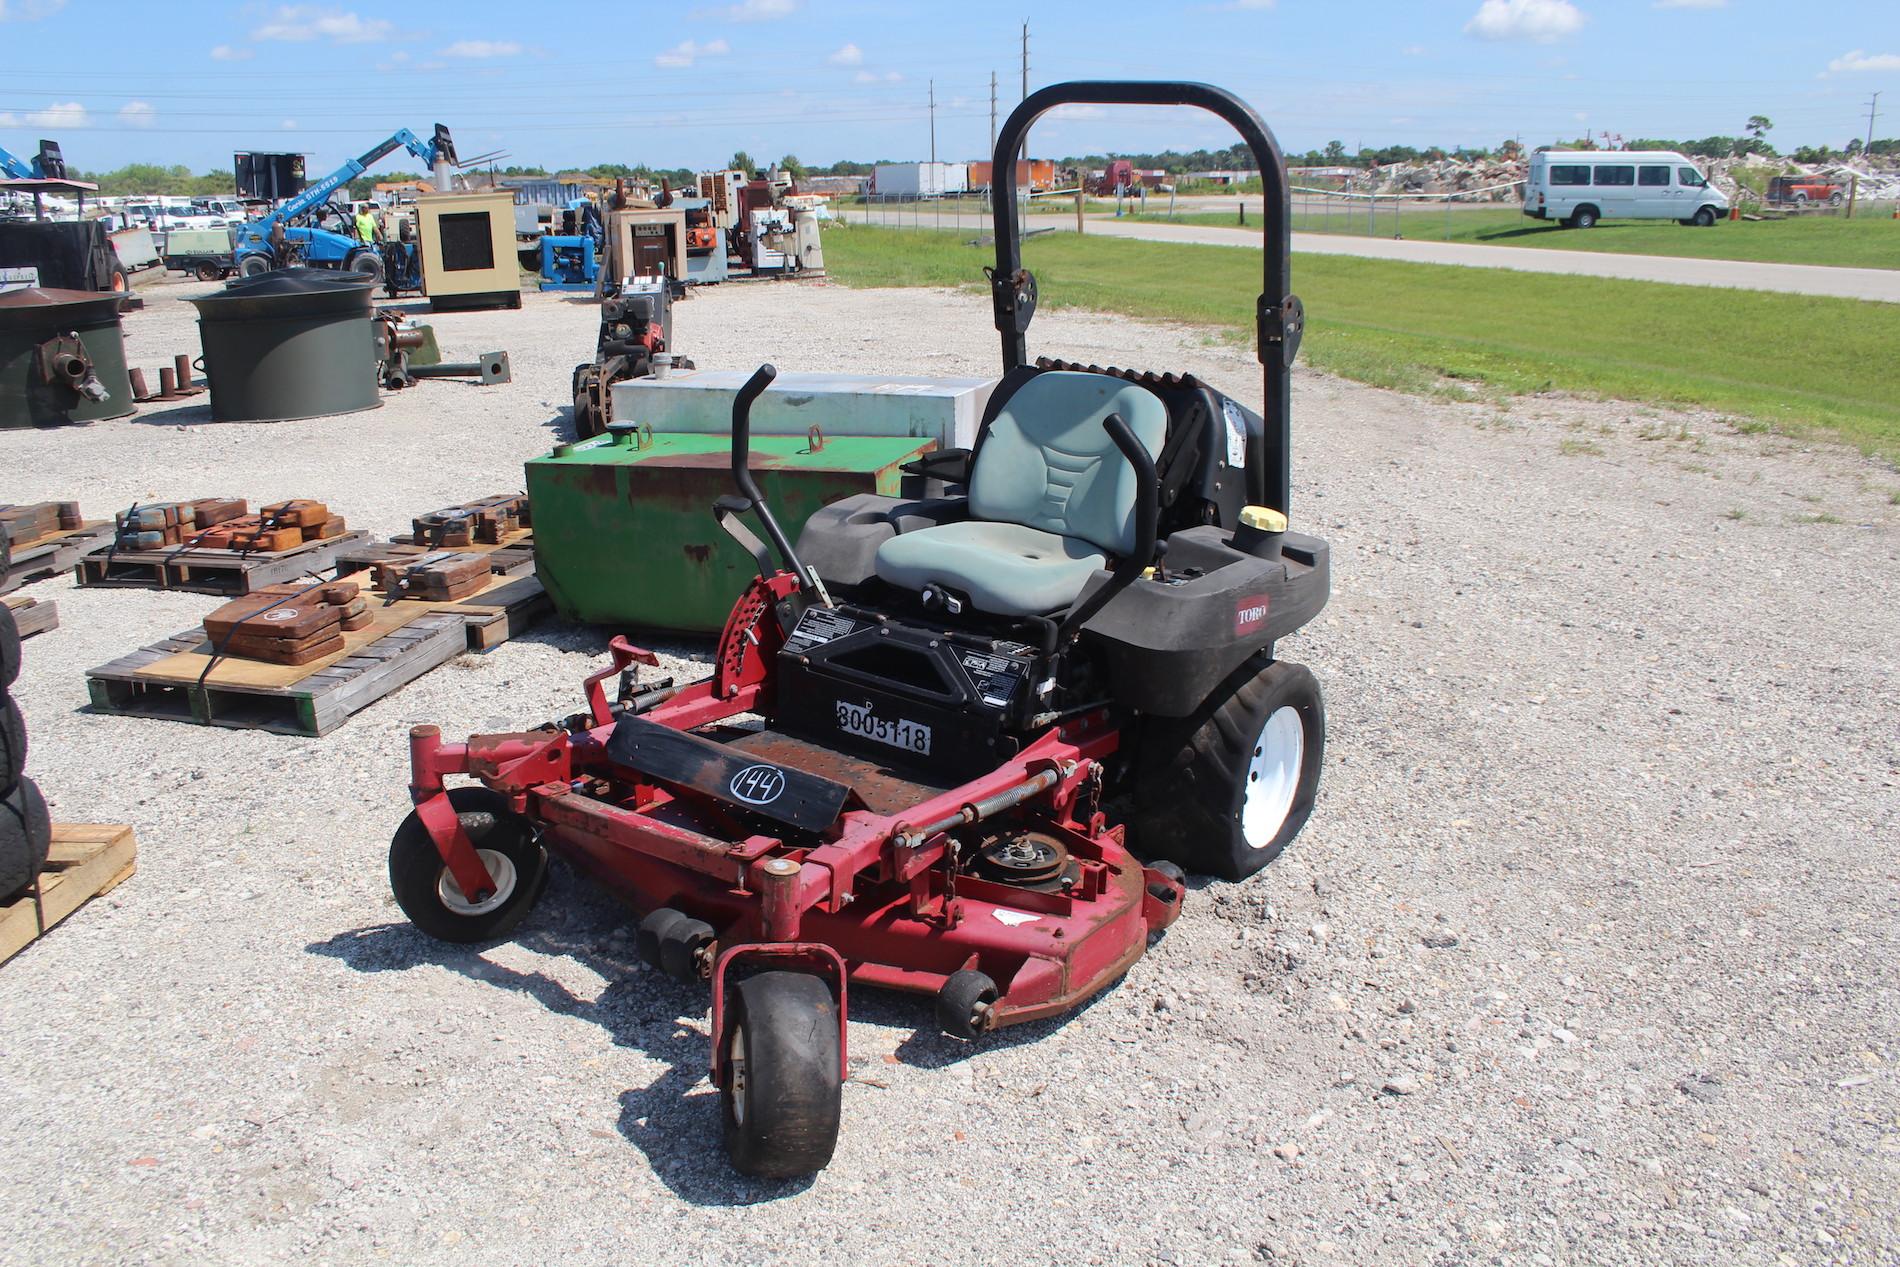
118, 101, 156, 128
703, 0, 794, 19
852, 69, 902, 84
209, 43, 253, 60
441, 39, 520, 58
1654, 0, 1724, 7
250, 6, 394, 44
0, 0, 68, 19
1224, 0, 1275, 8
827, 42, 862, 65
1826, 49, 1900, 74
655, 37, 729, 67
281, 119, 299, 130
1402, 43, 1428, 55
12, 101, 90, 129
1048, 104, 1106, 120
1465, 0, 1584, 43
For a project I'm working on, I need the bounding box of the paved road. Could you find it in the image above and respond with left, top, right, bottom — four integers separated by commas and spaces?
1080, 215, 1900, 303
849, 207, 1900, 302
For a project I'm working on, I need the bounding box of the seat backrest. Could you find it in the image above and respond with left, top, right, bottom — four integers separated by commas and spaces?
968, 371, 1168, 556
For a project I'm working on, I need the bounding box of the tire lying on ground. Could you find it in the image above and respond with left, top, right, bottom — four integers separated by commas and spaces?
1, 695, 25, 798
1, 777, 52, 900
1, 600, 21, 687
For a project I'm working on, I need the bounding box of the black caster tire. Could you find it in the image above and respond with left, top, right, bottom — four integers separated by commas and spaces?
1, 695, 24, 799
1, 599, 19, 685
1131, 657, 1325, 882
658, 917, 715, 984
388, 787, 547, 944
0, 777, 51, 900
636, 906, 686, 970
721, 971, 842, 1178
936, 969, 998, 1041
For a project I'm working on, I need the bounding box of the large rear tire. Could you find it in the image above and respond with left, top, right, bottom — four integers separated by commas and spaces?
1130, 657, 1325, 881
238, 254, 272, 277
721, 971, 842, 1178
345, 250, 383, 283
1568, 206, 1599, 229
388, 787, 548, 943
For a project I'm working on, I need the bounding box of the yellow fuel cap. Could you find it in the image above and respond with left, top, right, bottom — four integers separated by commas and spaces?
1240, 505, 1287, 533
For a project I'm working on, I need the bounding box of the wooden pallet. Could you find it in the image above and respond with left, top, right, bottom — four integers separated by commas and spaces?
1, 522, 113, 595
329, 528, 536, 581
74, 529, 371, 596
3, 592, 58, 639
0, 825, 137, 968
82, 573, 550, 736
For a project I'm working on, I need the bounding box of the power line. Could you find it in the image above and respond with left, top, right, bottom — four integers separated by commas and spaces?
1867, 92, 1882, 152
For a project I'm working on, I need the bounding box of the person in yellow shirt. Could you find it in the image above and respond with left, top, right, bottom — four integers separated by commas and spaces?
354, 205, 382, 245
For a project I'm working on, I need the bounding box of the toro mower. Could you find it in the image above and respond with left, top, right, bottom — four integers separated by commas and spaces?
388, 81, 1331, 1177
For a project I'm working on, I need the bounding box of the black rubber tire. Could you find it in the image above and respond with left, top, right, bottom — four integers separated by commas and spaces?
1, 600, 20, 686
1569, 207, 1598, 229
345, 250, 383, 283
658, 917, 715, 983
193, 261, 222, 282
1791, 191, 1808, 205
1693, 207, 1717, 227
721, 971, 842, 1177
1, 521, 12, 575
0, 777, 51, 900
636, 906, 687, 970
109, 266, 129, 293
388, 786, 547, 943
1829, 191, 1844, 207
238, 254, 272, 277
1129, 657, 1326, 882
936, 969, 998, 1041
1, 695, 24, 799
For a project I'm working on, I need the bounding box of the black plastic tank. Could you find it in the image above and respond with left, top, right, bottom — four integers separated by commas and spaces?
0, 287, 134, 428
189, 268, 380, 423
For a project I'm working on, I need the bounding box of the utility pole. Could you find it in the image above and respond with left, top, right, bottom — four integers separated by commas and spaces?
1866, 92, 1882, 153
989, 70, 997, 157
1021, 21, 1031, 176
929, 79, 936, 166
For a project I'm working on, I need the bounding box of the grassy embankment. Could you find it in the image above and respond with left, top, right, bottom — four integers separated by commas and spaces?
822, 225, 1900, 458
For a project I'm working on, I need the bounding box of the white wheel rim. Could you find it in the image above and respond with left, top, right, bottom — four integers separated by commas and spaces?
729, 1023, 748, 1125
1241, 706, 1304, 849
436, 849, 518, 917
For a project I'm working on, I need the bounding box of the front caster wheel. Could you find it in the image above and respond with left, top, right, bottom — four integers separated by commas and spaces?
936, 969, 998, 1040
721, 971, 842, 1177
389, 787, 548, 943
659, 917, 715, 983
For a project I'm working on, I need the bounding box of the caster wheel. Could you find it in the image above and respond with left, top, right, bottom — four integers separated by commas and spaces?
659, 917, 715, 984
388, 787, 547, 943
636, 907, 686, 970
936, 969, 998, 1041
721, 971, 842, 1177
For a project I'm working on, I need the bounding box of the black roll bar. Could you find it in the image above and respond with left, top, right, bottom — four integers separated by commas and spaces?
988, 81, 1303, 516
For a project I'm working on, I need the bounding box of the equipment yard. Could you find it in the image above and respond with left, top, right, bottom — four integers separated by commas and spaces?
2, 274, 1896, 1264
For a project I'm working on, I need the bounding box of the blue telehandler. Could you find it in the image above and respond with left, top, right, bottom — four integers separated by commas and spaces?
233, 125, 457, 283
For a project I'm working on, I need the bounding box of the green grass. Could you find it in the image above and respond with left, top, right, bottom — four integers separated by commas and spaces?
1123, 205, 1900, 271
821, 224, 1900, 457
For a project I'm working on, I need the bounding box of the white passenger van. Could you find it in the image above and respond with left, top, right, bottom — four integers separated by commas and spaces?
1524, 151, 1729, 228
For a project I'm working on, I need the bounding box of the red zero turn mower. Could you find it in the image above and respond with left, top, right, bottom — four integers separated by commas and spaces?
390, 81, 1331, 1177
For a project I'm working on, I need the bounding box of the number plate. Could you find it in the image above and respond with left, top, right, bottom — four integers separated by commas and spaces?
835, 699, 932, 756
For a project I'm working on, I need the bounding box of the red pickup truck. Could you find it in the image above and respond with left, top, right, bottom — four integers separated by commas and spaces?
1766, 176, 1845, 207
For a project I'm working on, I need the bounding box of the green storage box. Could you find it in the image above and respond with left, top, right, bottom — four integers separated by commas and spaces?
528, 428, 931, 634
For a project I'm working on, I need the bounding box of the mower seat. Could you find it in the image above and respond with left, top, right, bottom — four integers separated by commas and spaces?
873, 371, 1167, 617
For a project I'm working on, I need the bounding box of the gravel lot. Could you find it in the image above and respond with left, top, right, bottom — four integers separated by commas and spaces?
2, 274, 1896, 1266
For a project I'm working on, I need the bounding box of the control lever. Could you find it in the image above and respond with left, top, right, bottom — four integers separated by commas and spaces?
728, 363, 832, 606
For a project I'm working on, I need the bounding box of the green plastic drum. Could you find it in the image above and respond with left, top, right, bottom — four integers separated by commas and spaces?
0, 287, 134, 428
189, 268, 380, 423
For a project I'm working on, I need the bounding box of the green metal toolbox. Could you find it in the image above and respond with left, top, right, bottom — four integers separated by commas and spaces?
527, 428, 932, 634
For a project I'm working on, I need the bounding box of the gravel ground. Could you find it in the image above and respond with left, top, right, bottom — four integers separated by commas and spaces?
1, 275, 1896, 1266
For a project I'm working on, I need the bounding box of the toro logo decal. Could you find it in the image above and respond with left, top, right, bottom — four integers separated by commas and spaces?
1234, 595, 1270, 636
728, 764, 787, 805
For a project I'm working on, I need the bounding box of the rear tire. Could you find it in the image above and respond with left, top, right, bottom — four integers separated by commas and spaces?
388, 787, 548, 943
1568, 206, 1598, 229
1130, 657, 1325, 881
238, 254, 271, 277
346, 250, 383, 283
194, 261, 222, 282
721, 971, 842, 1177
0, 777, 51, 900
1, 696, 24, 798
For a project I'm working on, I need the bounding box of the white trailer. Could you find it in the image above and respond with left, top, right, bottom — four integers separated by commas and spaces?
872, 162, 969, 199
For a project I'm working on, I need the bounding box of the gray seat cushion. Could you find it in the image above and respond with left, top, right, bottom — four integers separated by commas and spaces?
871, 371, 1167, 617
873, 520, 1107, 616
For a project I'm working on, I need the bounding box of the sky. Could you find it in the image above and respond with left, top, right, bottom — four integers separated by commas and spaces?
1, 0, 1894, 178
